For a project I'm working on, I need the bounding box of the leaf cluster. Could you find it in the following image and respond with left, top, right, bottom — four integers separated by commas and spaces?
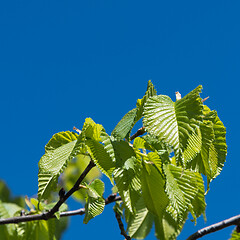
0, 81, 228, 240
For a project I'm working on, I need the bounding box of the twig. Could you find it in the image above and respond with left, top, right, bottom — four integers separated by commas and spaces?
115, 211, 131, 240
187, 214, 240, 240
130, 127, 146, 141
202, 96, 209, 103
0, 193, 121, 225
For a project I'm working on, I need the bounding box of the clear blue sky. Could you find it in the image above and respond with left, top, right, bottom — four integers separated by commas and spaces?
0, 1, 239, 239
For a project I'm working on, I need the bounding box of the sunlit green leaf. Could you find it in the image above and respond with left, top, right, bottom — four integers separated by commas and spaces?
136, 80, 157, 122
112, 108, 138, 140
112, 80, 157, 141
143, 85, 203, 164
86, 139, 115, 183
83, 179, 105, 224
141, 164, 168, 218
113, 141, 142, 213
127, 196, 154, 239
187, 105, 227, 186
38, 131, 84, 200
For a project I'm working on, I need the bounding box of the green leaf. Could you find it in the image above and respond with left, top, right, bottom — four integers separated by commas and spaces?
112, 108, 138, 140
203, 106, 227, 179
136, 80, 157, 122
143, 85, 203, 163
83, 179, 105, 224
154, 210, 184, 240
83, 118, 104, 142
229, 229, 240, 240
163, 164, 205, 223
141, 163, 169, 218
45, 131, 78, 151
86, 179, 105, 198
86, 139, 115, 183
38, 131, 84, 200
147, 152, 163, 175
0, 201, 22, 238
81, 118, 115, 183
111, 80, 157, 141
127, 196, 154, 239
113, 141, 142, 213
187, 106, 227, 185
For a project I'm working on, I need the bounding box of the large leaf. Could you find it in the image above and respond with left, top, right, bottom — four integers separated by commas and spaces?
187, 106, 227, 185
203, 106, 227, 179
143, 85, 203, 163
127, 196, 154, 239
154, 210, 186, 240
113, 141, 142, 213
141, 163, 169, 218
86, 139, 115, 183
38, 139, 78, 200
163, 164, 205, 222
82, 118, 115, 183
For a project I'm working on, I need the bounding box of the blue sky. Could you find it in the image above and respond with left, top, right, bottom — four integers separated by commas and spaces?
0, 1, 240, 239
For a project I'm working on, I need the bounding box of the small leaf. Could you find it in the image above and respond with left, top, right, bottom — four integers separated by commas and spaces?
83, 180, 105, 224
45, 131, 78, 151
112, 108, 138, 140
136, 80, 157, 122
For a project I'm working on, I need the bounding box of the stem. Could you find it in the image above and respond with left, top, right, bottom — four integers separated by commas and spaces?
130, 127, 145, 141
115, 211, 131, 240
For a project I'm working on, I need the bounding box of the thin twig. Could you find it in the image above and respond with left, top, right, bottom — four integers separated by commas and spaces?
130, 127, 146, 141
187, 214, 240, 240
202, 96, 209, 103
115, 211, 131, 240
0, 193, 121, 225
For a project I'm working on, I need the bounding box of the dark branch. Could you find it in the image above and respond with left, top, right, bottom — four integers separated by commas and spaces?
0, 193, 121, 225
187, 214, 240, 240
0, 160, 96, 225
42, 159, 96, 220
115, 211, 131, 240
130, 127, 145, 141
